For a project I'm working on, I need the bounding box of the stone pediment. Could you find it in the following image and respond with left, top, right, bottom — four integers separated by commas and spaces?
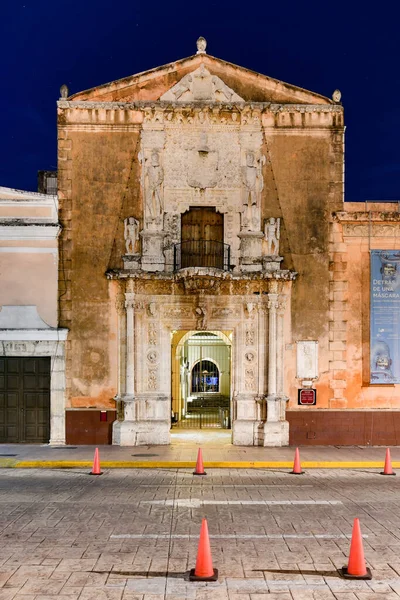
159, 65, 244, 103
68, 51, 334, 105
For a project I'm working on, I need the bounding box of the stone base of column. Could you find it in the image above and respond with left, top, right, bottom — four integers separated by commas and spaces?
263, 420, 289, 447
112, 419, 170, 446
238, 231, 264, 272
232, 420, 258, 446
140, 230, 166, 272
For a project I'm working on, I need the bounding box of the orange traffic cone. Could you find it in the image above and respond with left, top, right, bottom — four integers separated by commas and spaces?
193, 448, 206, 476
189, 518, 218, 581
381, 448, 396, 476
339, 518, 372, 579
90, 447, 102, 475
291, 447, 304, 474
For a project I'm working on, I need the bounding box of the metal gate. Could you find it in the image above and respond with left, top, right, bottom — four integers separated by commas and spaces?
172, 332, 231, 429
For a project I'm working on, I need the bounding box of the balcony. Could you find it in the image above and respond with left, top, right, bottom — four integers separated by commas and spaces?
173, 240, 231, 271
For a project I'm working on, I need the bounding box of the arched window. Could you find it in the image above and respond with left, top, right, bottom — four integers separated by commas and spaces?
191, 359, 219, 393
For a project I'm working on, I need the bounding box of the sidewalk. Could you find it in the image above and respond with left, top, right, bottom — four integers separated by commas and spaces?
1, 430, 399, 468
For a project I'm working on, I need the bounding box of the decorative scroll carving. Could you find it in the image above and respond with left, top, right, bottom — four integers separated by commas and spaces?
148, 323, 157, 345
163, 306, 193, 319
245, 351, 255, 363
181, 276, 222, 294
211, 307, 240, 319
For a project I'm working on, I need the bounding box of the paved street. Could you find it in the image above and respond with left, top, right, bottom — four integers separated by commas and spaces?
0, 467, 400, 599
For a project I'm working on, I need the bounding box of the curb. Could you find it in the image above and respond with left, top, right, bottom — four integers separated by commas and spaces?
0, 460, 399, 469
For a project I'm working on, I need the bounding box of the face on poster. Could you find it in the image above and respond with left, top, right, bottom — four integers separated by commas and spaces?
370, 250, 400, 384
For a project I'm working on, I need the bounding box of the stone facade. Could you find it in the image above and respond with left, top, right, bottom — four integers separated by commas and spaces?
54, 38, 400, 446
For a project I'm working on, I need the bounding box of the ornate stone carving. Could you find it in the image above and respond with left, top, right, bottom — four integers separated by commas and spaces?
125, 295, 135, 310
195, 306, 207, 330
264, 218, 280, 255
148, 368, 158, 390
147, 350, 158, 364
60, 84, 69, 99
245, 351, 255, 363
211, 307, 240, 319
268, 280, 279, 294
187, 136, 219, 190
160, 65, 244, 103
163, 306, 192, 319
245, 302, 256, 317
241, 151, 265, 232
148, 323, 157, 345
196, 36, 207, 54
245, 328, 255, 346
115, 294, 126, 316
124, 217, 140, 254
147, 302, 158, 317
245, 367, 255, 391
178, 275, 222, 294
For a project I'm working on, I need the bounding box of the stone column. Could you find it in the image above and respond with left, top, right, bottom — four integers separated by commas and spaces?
276, 297, 289, 419
264, 284, 289, 446
112, 292, 137, 444
124, 293, 135, 397
266, 292, 279, 421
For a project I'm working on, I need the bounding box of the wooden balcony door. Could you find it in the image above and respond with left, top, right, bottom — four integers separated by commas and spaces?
181, 207, 223, 268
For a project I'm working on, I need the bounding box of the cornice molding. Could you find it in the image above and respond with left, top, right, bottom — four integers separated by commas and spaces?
0, 224, 61, 240
58, 100, 343, 113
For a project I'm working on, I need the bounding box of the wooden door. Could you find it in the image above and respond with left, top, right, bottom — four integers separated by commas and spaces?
181, 207, 223, 268
0, 357, 50, 443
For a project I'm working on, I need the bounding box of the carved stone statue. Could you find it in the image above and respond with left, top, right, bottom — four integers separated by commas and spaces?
195, 306, 207, 330
265, 217, 280, 255
124, 217, 139, 254
145, 151, 164, 223
241, 151, 265, 231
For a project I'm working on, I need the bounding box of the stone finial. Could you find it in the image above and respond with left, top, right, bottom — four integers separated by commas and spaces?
332, 89, 341, 103
196, 36, 207, 54
60, 84, 69, 99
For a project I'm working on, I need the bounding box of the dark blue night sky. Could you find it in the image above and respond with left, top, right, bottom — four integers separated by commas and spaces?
1, 1, 399, 202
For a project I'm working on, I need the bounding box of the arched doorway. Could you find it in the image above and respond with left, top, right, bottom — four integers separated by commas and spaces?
171, 330, 231, 430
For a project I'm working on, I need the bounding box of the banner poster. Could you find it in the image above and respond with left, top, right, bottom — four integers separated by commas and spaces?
370, 250, 400, 383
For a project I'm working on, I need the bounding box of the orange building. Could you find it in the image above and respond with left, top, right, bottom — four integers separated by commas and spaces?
2, 38, 400, 446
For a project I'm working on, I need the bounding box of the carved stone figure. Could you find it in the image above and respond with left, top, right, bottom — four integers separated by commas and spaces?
195, 306, 207, 330
147, 302, 158, 317
124, 217, 139, 254
211, 76, 235, 101
145, 151, 164, 223
242, 151, 265, 231
265, 217, 281, 255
